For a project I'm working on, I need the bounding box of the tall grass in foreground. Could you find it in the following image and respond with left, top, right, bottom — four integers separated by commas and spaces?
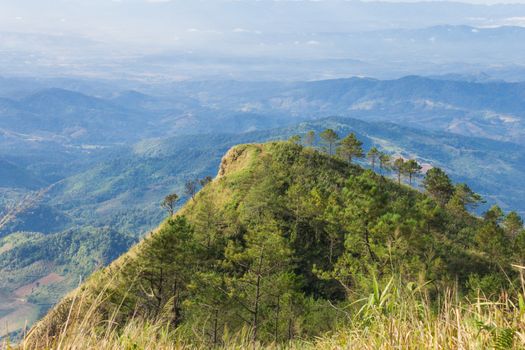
9, 276, 525, 350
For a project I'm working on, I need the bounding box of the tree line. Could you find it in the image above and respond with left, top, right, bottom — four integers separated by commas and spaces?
291, 129, 423, 186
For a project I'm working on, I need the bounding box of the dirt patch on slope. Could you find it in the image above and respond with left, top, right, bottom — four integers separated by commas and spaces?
0, 243, 13, 254
14, 273, 64, 298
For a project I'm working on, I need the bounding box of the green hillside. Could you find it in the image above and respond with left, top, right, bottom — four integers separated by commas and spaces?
1, 118, 522, 341
25, 141, 525, 349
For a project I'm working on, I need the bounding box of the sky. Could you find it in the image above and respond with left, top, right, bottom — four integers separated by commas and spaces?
2, 0, 525, 48
1, 0, 525, 80
374, 0, 525, 2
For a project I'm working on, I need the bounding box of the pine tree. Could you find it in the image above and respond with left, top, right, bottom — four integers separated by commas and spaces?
504, 211, 524, 239
126, 216, 200, 323
476, 206, 510, 264
185, 179, 199, 201
304, 130, 315, 147
336, 133, 364, 164
392, 157, 405, 184
379, 152, 391, 175
403, 159, 422, 185
192, 194, 222, 250
289, 135, 301, 144
423, 167, 454, 206
222, 218, 298, 342
367, 147, 380, 171
513, 227, 525, 266
199, 176, 213, 187
447, 183, 483, 215
319, 129, 339, 156
161, 192, 179, 216
317, 171, 419, 294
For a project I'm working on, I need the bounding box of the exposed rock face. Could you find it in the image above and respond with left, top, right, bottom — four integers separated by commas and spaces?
217, 144, 261, 178
218, 147, 244, 177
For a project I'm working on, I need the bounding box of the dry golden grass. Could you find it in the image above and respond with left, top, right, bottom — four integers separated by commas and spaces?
7, 277, 525, 350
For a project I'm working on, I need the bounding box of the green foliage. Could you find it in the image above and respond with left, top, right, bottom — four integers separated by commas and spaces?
222, 218, 298, 341
475, 206, 511, 266
119, 216, 200, 324
392, 157, 405, 184
288, 135, 302, 144
356, 275, 396, 323
161, 192, 179, 216
0, 228, 134, 275
467, 274, 508, 299
319, 129, 339, 156
494, 328, 515, 350
447, 183, 484, 215
34, 141, 525, 347
423, 167, 455, 206
504, 211, 524, 239
304, 131, 315, 147
403, 159, 422, 185
378, 152, 391, 175
336, 133, 364, 164
366, 147, 380, 171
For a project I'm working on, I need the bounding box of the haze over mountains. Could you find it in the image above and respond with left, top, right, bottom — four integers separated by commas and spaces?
0, 76, 525, 221
1, 76, 524, 143
2, 0, 525, 80
1, 76, 524, 264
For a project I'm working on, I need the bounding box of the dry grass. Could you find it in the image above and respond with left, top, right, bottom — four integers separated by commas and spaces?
6, 276, 525, 350
310, 295, 525, 349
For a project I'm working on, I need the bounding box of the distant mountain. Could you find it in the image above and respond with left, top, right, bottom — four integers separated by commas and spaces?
3, 115, 522, 242
0, 89, 150, 143
1, 77, 524, 215
0, 158, 45, 190
2, 76, 525, 145
0, 86, 290, 146
165, 76, 525, 144
21, 88, 117, 114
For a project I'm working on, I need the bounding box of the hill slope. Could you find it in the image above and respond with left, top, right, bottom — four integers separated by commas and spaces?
26, 141, 524, 348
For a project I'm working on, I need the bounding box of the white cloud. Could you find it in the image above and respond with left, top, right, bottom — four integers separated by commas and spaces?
187, 28, 223, 34
504, 16, 525, 25
233, 28, 262, 34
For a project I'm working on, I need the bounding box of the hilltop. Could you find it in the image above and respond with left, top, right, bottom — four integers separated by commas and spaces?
24, 141, 525, 349
4, 116, 525, 339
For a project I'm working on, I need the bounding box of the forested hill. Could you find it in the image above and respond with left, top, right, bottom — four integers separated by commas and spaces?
26, 141, 525, 348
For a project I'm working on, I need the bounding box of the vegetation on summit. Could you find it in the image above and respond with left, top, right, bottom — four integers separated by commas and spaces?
24, 132, 525, 349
